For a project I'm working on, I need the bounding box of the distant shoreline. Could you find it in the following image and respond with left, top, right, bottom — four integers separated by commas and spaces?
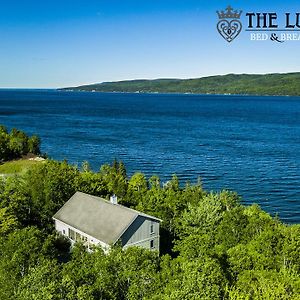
58, 72, 300, 97
0, 88, 298, 98
57, 89, 299, 98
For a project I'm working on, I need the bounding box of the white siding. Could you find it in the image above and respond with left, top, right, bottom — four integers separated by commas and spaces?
54, 216, 160, 253
54, 219, 109, 252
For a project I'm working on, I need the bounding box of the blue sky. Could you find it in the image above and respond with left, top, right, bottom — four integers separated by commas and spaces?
0, 0, 299, 88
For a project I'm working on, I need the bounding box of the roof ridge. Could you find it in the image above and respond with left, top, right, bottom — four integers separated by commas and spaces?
77, 191, 162, 222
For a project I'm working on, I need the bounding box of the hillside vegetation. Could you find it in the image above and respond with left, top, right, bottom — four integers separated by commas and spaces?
61, 72, 300, 96
0, 160, 299, 299
0, 128, 299, 299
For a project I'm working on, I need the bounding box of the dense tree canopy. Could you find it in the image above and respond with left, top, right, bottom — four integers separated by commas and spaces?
0, 158, 299, 299
0, 126, 40, 161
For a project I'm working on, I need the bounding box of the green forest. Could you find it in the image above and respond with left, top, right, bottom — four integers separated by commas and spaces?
0, 126, 40, 162
61, 72, 300, 96
0, 131, 299, 299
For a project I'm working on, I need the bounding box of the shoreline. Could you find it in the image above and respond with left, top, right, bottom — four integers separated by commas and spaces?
57, 89, 300, 98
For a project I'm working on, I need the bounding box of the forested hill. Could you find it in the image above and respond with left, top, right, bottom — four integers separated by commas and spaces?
61, 72, 300, 96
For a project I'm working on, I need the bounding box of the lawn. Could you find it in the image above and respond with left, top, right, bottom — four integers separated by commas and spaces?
0, 159, 44, 175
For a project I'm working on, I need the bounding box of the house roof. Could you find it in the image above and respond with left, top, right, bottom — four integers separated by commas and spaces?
53, 191, 161, 245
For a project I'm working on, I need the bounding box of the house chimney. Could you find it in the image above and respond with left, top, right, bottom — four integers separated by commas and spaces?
110, 194, 118, 205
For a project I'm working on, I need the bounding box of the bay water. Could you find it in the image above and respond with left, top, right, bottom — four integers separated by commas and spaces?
0, 90, 299, 223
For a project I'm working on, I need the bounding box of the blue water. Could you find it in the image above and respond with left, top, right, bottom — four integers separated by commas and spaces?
0, 89, 299, 223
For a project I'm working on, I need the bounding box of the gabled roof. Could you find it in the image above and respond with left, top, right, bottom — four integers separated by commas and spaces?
53, 192, 161, 245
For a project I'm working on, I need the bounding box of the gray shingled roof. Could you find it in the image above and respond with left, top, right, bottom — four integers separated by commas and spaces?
53, 192, 160, 245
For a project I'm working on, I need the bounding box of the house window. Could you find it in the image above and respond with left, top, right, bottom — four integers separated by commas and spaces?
75, 232, 81, 242
62, 229, 65, 235
68, 228, 75, 240
150, 221, 154, 234
150, 240, 154, 249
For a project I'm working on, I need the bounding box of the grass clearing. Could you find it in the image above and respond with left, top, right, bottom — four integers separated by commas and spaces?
0, 159, 44, 175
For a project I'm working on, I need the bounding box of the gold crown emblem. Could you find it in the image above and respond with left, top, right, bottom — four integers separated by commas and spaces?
217, 5, 242, 19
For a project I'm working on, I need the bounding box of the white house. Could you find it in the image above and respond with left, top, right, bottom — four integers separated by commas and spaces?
53, 192, 161, 252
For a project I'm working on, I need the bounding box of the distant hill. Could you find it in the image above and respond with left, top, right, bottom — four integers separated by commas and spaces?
60, 73, 300, 96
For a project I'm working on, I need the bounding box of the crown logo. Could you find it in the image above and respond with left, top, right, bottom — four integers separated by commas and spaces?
216, 5, 243, 42
217, 5, 242, 19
